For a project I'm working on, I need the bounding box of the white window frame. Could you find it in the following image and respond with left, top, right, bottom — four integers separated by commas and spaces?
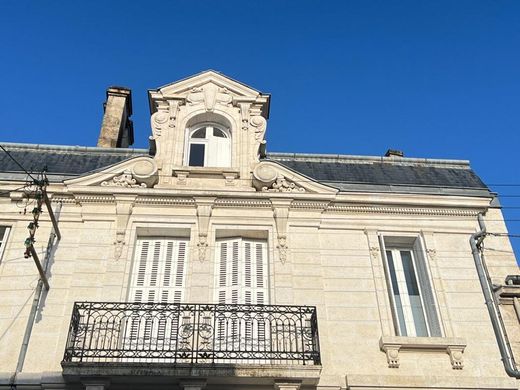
0, 226, 11, 262
184, 123, 231, 168
379, 235, 443, 337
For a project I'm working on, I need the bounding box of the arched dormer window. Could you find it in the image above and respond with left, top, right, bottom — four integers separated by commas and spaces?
186, 124, 231, 167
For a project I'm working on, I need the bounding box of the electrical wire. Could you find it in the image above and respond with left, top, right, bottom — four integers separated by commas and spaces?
0, 145, 38, 182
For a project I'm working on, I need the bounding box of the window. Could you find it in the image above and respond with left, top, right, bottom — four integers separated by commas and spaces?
380, 236, 442, 337
129, 237, 188, 304
215, 238, 269, 304
186, 124, 231, 167
0, 226, 10, 262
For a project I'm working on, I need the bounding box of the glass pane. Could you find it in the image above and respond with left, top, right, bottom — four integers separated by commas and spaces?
401, 250, 428, 336
191, 128, 206, 139
213, 128, 227, 138
188, 144, 205, 167
387, 250, 407, 336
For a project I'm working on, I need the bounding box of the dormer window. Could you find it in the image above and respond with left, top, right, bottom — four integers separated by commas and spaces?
186, 124, 231, 167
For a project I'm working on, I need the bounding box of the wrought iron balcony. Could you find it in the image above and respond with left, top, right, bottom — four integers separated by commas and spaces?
62, 302, 321, 366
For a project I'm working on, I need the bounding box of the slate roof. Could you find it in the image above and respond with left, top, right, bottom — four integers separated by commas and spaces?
0, 143, 148, 181
0, 143, 491, 196
268, 153, 489, 195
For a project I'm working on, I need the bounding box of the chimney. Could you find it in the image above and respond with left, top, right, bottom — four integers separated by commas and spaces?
97, 86, 134, 148
385, 149, 404, 158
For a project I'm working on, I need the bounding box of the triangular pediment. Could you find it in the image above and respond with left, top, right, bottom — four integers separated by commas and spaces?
151, 70, 263, 99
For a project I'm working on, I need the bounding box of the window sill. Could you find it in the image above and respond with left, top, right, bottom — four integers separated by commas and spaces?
172, 167, 239, 186
379, 335, 466, 369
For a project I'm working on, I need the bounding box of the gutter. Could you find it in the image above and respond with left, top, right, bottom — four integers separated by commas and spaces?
470, 213, 520, 378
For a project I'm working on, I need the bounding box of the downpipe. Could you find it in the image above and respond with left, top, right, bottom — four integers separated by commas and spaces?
470, 213, 520, 378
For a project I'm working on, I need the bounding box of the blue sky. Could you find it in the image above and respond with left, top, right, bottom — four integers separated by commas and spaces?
1, 1, 519, 259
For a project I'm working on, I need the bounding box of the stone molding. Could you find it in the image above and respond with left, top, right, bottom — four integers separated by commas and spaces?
214, 198, 272, 208
379, 335, 467, 369
328, 204, 480, 217
135, 196, 195, 206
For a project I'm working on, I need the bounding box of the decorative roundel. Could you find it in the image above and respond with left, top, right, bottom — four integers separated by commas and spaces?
132, 159, 157, 179
253, 163, 278, 183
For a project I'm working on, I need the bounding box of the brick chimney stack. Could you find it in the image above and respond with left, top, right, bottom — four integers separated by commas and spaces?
97, 86, 134, 148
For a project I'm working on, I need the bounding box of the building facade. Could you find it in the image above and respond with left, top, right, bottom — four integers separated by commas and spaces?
0, 71, 519, 390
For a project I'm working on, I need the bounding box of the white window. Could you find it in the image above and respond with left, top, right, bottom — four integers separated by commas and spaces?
186, 124, 231, 167
215, 238, 269, 305
380, 236, 442, 337
128, 237, 189, 304
0, 226, 10, 262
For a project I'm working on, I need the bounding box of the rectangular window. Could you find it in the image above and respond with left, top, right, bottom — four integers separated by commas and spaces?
0, 226, 10, 262
215, 238, 269, 305
380, 236, 442, 337
128, 237, 189, 304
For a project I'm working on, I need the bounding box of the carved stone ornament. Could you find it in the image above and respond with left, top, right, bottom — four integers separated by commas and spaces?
277, 236, 288, 264
100, 159, 159, 189
263, 176, 305, 193
101, 170, 146, 188
250, 115, 267, 142
252, 163, 305, 193
369, 246, 380, 260
447, 346, 464, 369
196, 200, 214, 262
186, 84, 233, 111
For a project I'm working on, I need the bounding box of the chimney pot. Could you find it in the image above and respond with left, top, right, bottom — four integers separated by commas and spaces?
385, 149, 404, 158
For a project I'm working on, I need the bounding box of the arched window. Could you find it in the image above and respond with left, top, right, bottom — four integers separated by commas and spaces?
186, 124, 231, 167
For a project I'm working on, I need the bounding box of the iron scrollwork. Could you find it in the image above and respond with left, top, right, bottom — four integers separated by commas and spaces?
62, 302, 320, 365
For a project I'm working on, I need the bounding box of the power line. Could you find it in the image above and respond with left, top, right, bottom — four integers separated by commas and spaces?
0, 145, 38, 182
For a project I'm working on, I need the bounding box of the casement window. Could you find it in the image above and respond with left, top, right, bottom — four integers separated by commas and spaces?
128, 238, 188, 304
0, 226, 10, 262
215, 238, 269, 305
380, 236, 442, 337
186, 125, 231, 167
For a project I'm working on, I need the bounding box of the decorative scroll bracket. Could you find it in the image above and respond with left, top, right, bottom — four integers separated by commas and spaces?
113, 195, 137, 260
196, 198, 215, 262
273, 201, 291, 264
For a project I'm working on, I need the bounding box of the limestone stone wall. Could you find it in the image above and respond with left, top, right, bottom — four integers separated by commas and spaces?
0, 192, 519, 390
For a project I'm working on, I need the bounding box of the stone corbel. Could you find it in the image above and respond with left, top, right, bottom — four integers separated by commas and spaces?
113, 195, 137, 260
196, 198, 215, 262
273, 201, 291, 264
381, 343, 401, 368
447, 345, 464, 369
380, 336, 466, 370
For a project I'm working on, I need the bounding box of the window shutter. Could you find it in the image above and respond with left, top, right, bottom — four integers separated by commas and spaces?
129, 238, 189, 304
215, 238, 269, 305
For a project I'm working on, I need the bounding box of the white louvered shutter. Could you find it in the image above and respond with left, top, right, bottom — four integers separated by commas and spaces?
215, 238, 269, 305
127, 238, 188, 356
129, 238, 188, 303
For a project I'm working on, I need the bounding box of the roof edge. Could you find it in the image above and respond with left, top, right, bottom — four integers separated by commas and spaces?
267, 152, 471, 168
0, 142, 149, 155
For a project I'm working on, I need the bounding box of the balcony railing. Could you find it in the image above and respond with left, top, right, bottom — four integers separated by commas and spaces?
62, 302, 321, 365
